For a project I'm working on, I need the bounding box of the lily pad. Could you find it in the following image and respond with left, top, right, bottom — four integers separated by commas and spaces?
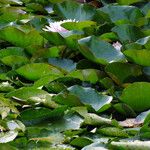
78, 36, 124, 65
54, 1, 96, 21
120, 82, 150, 112
16, 63, 63, 81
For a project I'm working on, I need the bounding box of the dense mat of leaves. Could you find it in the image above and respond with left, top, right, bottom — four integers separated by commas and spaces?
0, 0, 150, 149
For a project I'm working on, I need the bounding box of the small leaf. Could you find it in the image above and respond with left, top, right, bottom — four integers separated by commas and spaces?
112, 24, 144, 43
70, 137, 93, 148
78, 36, 124, 65
84, 113, 118, 126
54, 1, 96, 21
97, 127, 128, 137
16, 63, 63, 81
20, 106, 67, 126
120, 82, 150, 112
124, 49, 150, 66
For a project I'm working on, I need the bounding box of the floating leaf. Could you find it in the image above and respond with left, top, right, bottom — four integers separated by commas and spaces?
54, 1, 96, 21
48, 58, 76, 72
20, 106, 67, 126
70, 137, 93, 148
54, 85, 112, 112
0, 47, 26, 59
124, 49, 150, 66
112, 24, 144, 43
78, 36, 124, 65
120, 82, 150, 112
97, 127, 128, 137
6, 87, 50, 104
0, 26, 44, 48
68, 69, 104, 84
84, 113, 118, 126
100, 5, 143, 24
16, 63, 63, 81
1, 55, 29, 67
105, 62, 142, 84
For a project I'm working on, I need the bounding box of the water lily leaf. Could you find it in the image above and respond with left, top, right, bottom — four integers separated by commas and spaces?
105, 62, 142, 84
33, 74, 61, 88
112, 24, 144, 43
140, 121, 150, 139
6, 87, 50, 104
54, 85, 112, 112
26, 3, 47, 14
0, 6, 26, 25
70, 137, 93, 148
109, 141, 150, 150
78, 36, 124, 65
54, 1, 96, 21
41, 31, 65, 45
47, 111, 84, 132
120, 82, 150, 112
97, 127, 128, 137
0, 26, 44, 48
136, 36, 150, 49
117, 0, 143, 5
84, 113, 118, 126
1, 55, 29, 67
67, 69, 105, 84
68, 85, 112, 112
0, 143, 17, 150
0, 47, 26, 59
16, 63, 63, 81
20, 106, 67, 126
0, 131, 18, 143
48, 58, 76, 72
61, 21, 96, 31
63, 30, 83, 50
114, 103, 136, 117
101, 5, 143, 24
124, 49, 150, 66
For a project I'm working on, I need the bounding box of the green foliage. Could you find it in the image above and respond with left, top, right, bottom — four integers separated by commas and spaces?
0, 0, 150, 148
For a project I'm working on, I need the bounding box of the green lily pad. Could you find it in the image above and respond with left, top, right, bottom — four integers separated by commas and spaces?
67, 69, 104, 84
100, 5, 143, 24
78, 36, 124, 65
70, 137, 93, 148
124, 49, 150, 66
0, 26, 44, 48
1, 55, 29, 67
97, 127, 128, 137
54, 85, 112, 112
120, 82, 150, 112
105, 62, 142, 84
0, 47, 26, 59
20, 106, 67, 126
6, 87, 50, 104
54, 1, 96, 21
112, 24, 144, 43
16, 63, 63, 81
